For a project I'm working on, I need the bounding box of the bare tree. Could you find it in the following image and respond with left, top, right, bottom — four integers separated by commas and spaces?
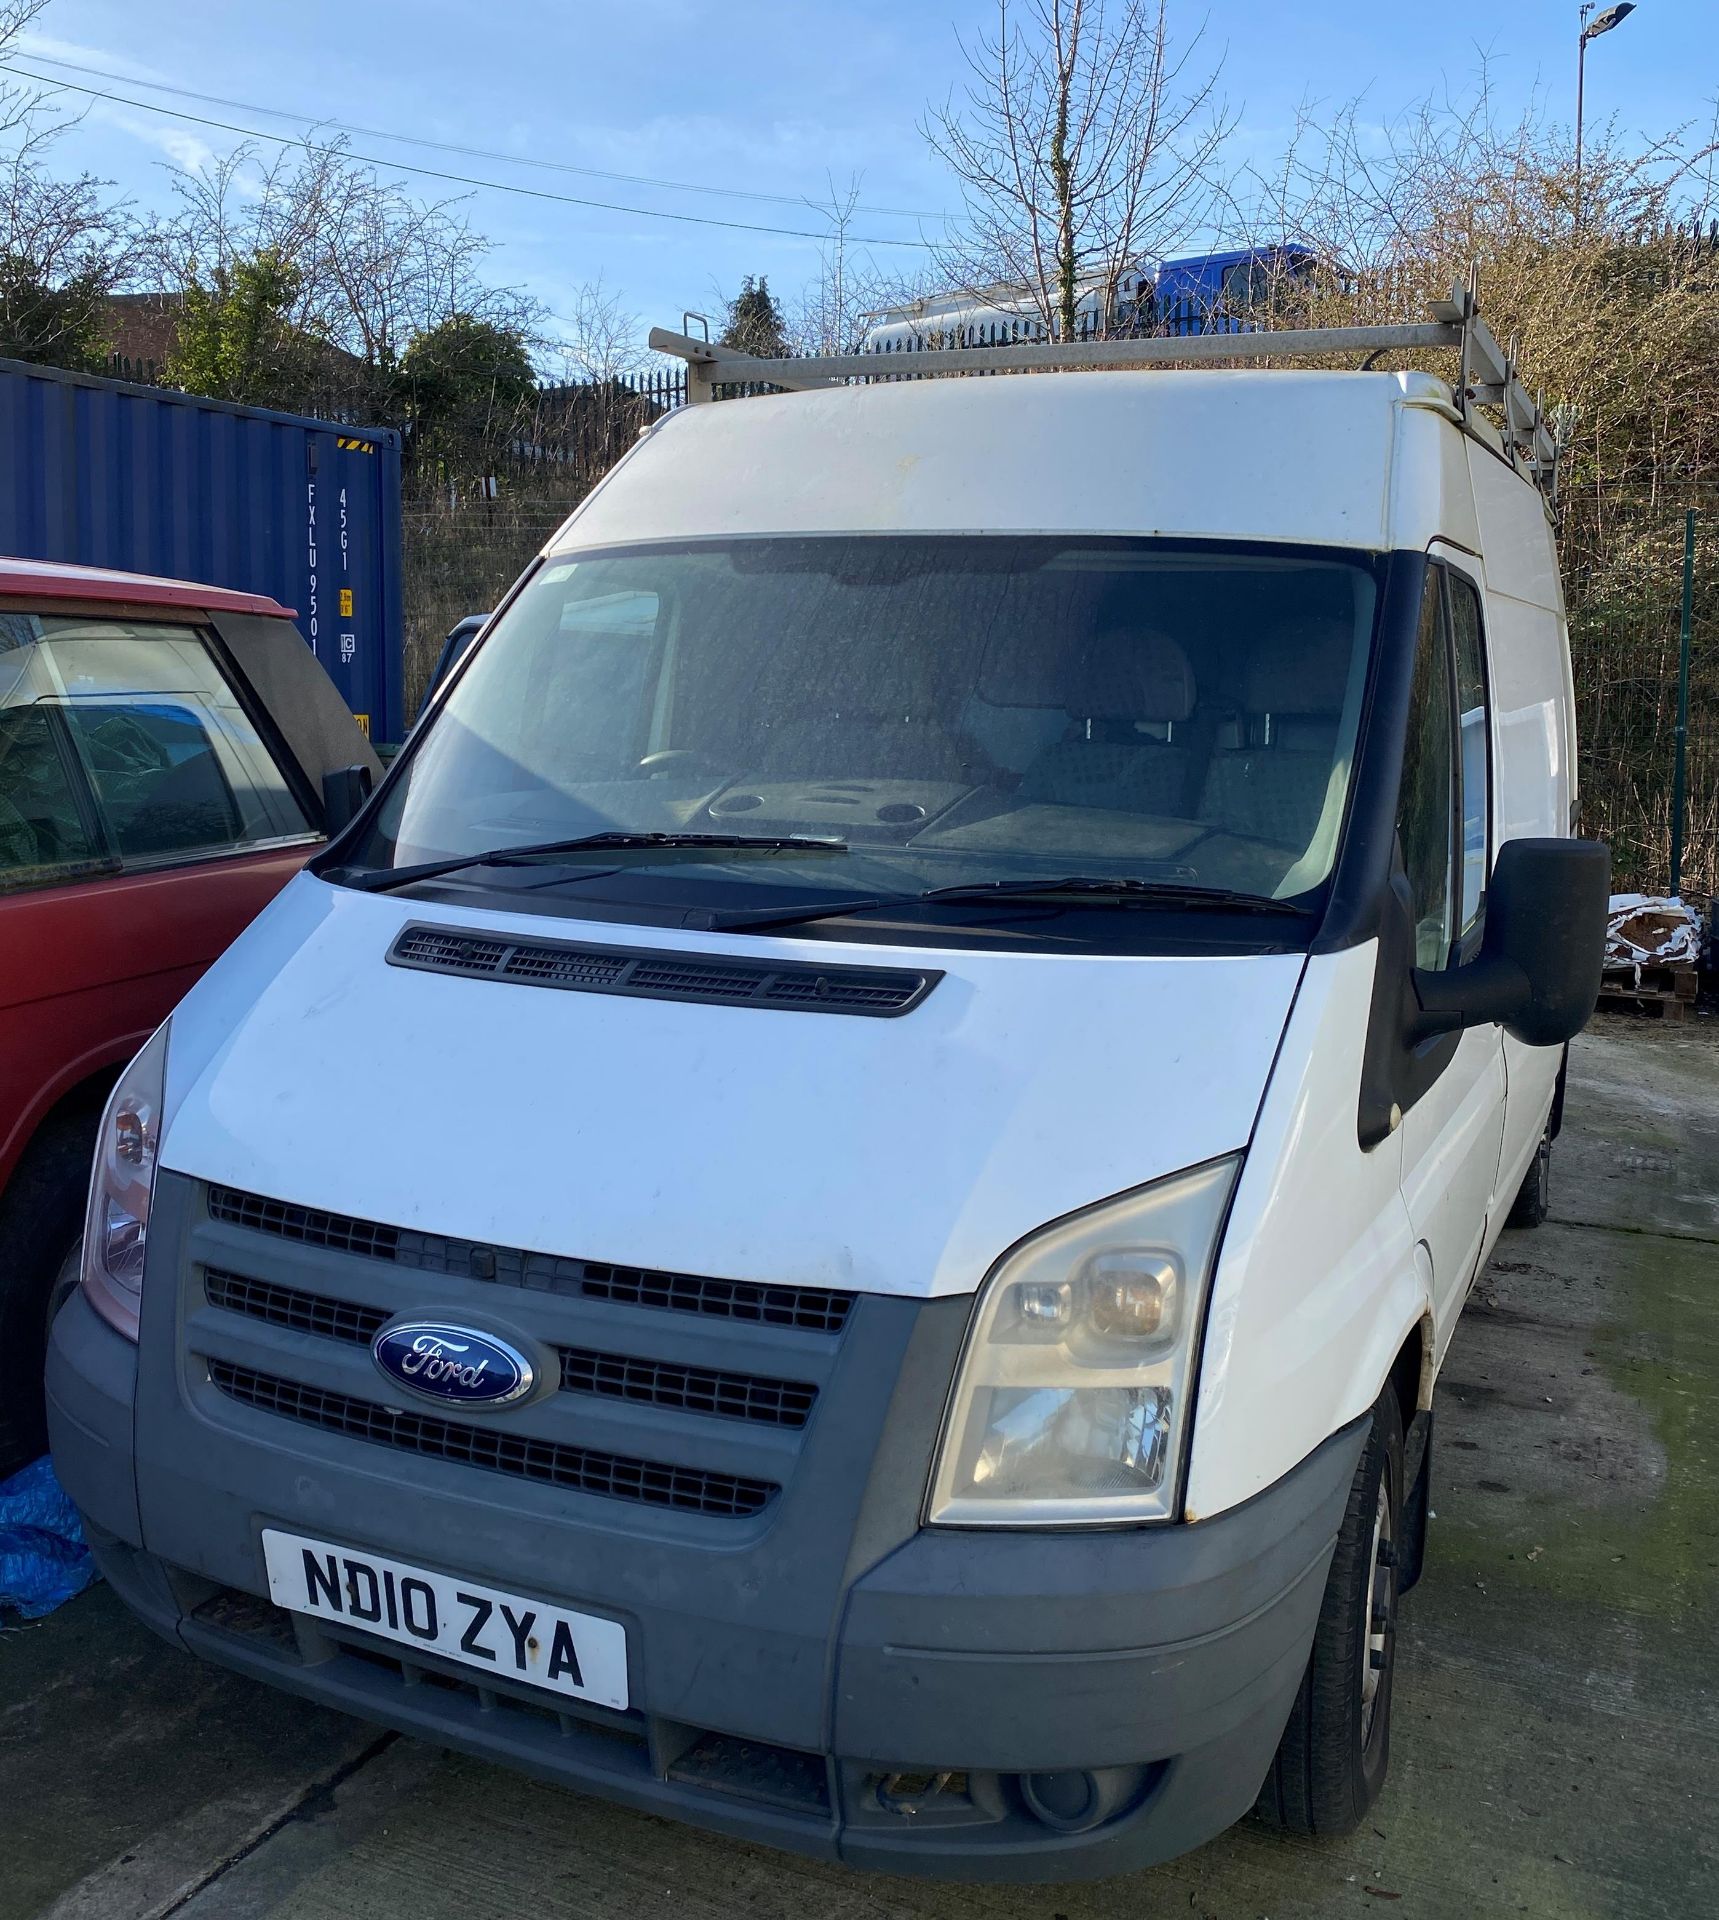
0, 3, 144, 367
151, 138, 542, 411
0, 0, 58, 149
550, 277, 648, 384
1224, 68, 1719, 458
789, 174, 935, 354
1226, 69, 1719, 892
924, 0, 1231, 339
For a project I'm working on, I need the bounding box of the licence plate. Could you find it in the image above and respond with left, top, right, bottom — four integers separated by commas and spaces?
261, 1529, 629, 1710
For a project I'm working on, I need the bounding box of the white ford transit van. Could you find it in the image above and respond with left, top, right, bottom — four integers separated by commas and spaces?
49, 293, 1608, 1881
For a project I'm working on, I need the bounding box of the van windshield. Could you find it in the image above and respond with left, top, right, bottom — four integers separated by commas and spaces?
354, 537, 1379, 931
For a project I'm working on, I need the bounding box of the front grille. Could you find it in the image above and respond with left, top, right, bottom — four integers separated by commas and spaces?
388, 921, 938, 1018
578, 1262, 851, 1336
206, 1269, 387, 1344
208, 1187, 400, 1262
204, 1271, 817, 1428
208, 1361, 778, 1519
204, 1184, 853, 1335
559, 1349, 815, 1427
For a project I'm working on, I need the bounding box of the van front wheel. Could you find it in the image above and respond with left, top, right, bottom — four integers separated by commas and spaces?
1506, 1130, 1551, 1229
1255, 1385, 1405, 1835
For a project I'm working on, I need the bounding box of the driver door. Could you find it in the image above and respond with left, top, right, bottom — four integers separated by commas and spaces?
1394, 560, 1505, 1352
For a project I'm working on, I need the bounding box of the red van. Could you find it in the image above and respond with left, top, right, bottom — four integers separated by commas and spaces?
0, 558, 379, 1472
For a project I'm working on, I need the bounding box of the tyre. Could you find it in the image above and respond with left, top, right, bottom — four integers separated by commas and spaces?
1506, 1130, 1551, 1230
1256, 1384, 1405, 1835
0, 1111, 98, 1476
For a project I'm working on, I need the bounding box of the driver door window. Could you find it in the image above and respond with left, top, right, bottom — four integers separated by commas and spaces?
1398, 570, 1458, 971
1447, 570, 1491, 952
1395, 560, 1507, 1338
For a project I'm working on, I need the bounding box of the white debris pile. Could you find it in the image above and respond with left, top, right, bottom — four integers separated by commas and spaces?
1604, 895, 1702, 982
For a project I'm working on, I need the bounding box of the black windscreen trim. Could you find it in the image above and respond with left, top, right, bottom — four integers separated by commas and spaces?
1313, 548, 1432, 955
387, 922, 939, 1017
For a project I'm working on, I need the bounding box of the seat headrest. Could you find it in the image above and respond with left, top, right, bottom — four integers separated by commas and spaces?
1243, 617, 1354, 716
1065, 626, 1197, 724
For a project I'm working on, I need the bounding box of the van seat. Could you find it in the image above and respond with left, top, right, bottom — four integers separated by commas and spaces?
1198, 618, 1350, 850
1017, 628, 1196, 815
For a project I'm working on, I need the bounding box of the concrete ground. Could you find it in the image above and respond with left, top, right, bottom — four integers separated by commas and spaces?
4, 1015, 1715, 1919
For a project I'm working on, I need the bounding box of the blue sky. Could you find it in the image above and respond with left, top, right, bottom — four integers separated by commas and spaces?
9, 0, 1716, 355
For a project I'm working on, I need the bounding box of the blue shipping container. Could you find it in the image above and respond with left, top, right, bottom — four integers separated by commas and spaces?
0, 355, 405, 741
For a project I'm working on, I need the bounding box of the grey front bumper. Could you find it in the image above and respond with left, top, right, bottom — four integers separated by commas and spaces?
49, 1262, 1363, 1882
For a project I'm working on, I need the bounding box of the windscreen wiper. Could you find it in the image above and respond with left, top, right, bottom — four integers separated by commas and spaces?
702, 876, 1309, 932
330, 831, 848, 896
919, 877, 1308, 913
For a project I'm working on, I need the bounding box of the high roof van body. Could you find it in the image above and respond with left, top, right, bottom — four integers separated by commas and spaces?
49, 334, 1607, 1880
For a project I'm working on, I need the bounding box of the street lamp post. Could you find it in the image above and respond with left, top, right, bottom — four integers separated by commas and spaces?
1576, 2, 1638, 229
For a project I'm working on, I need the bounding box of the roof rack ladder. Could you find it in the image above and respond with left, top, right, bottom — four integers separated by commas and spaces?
647, 278, 1563, 504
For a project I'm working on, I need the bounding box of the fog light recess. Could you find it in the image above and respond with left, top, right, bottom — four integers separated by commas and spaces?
1018, 1765, 1147, 1834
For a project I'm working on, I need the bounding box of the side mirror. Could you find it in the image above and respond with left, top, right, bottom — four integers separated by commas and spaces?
421, 614, 489, 715
1414, 838, 1610, 1047
322, 763, 375, 836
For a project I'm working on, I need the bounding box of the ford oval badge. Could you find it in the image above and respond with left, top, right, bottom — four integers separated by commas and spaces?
372, 1322, 535, 1408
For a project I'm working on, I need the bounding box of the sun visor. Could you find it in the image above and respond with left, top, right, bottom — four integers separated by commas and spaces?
210, 610, 383, 807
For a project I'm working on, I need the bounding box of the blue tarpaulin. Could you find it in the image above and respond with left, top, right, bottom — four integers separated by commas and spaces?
0, 1457, 95, 1618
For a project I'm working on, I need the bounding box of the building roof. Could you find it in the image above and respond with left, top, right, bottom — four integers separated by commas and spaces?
101, 291, 371, 384
0, 556, 293, 619
103, 291, 185, 371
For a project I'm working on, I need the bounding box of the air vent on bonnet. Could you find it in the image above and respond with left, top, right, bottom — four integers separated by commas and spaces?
388, 923, 939, 1016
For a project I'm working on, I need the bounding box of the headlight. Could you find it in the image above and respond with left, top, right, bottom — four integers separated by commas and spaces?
82, 1022, 171, 1341
928, 1156, 1238, 1527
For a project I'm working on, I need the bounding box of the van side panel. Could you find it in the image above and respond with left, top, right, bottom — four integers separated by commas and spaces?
1484, 590, 1571, 847
1469, 446, 1574, 1214
1466, 447, 1565, 608
1466, 441, 1571, 846
1185, 943, 1426, 1519
1387, 407, 1481, 558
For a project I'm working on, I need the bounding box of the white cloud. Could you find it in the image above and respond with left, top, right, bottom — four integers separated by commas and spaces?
16, 32, 179, 90
87, 104, 229, 181
12, 34, 248, 182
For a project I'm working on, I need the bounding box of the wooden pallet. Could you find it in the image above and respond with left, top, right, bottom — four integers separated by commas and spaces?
1596, 962, 1698, 1021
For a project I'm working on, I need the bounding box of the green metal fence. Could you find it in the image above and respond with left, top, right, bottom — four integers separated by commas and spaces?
1565, 490, 1715, 903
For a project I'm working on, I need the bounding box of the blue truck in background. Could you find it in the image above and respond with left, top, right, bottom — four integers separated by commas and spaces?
1150, 244, 1322, 332
860, 244, 1325, 352
0, 355, 406, 743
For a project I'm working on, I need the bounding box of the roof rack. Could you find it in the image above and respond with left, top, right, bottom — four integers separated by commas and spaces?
647, 277, 1562, 507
